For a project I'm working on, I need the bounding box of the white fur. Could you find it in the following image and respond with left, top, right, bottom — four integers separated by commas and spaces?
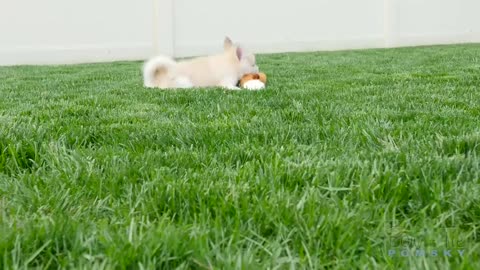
219, 77, 241, 90
142, 56, 176, 88
175, 76, 194, 88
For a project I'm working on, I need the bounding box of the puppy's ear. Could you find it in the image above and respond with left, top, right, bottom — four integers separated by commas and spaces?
224, 37, 233, 50
236, 47, 243, 60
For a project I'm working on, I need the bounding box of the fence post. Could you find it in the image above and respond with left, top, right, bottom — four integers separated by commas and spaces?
383, 0, 395, 48
153, 0, 175, 56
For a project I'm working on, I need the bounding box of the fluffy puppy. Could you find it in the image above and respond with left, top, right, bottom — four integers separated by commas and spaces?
143, 37, 259, 90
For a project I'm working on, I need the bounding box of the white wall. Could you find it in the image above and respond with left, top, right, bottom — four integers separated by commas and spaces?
386, 0, 480, 46
0, 0, 155, 65
1, 0, 479, 65
173, 0, 385, 56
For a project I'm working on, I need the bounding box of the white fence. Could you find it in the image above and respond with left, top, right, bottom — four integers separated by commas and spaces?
1, 0, 479, 66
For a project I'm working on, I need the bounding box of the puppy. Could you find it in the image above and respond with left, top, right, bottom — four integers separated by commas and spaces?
143, 37, 259, 90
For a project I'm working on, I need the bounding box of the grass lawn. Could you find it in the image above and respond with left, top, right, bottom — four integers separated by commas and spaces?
1, 44, 479, 269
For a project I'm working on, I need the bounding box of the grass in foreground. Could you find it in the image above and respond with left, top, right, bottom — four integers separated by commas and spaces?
0, 44, 480, 269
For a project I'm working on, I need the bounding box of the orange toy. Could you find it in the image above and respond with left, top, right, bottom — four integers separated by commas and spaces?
239, 72, 267, 90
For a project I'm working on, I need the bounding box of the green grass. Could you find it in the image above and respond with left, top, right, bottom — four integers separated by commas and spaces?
1, 44, 480, 269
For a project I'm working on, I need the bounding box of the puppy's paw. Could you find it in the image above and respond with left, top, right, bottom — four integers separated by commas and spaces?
225, 85, 242, 90
224, 85, 241, 90
243, 80, 265, 90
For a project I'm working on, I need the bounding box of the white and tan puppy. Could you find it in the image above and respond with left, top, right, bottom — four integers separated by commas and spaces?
143, 37, 259, 90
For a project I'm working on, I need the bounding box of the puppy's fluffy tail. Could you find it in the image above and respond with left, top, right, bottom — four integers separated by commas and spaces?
143, 56, 176, 88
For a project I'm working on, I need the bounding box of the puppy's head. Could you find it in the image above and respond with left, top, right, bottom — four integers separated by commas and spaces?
224, 37, 259, 75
